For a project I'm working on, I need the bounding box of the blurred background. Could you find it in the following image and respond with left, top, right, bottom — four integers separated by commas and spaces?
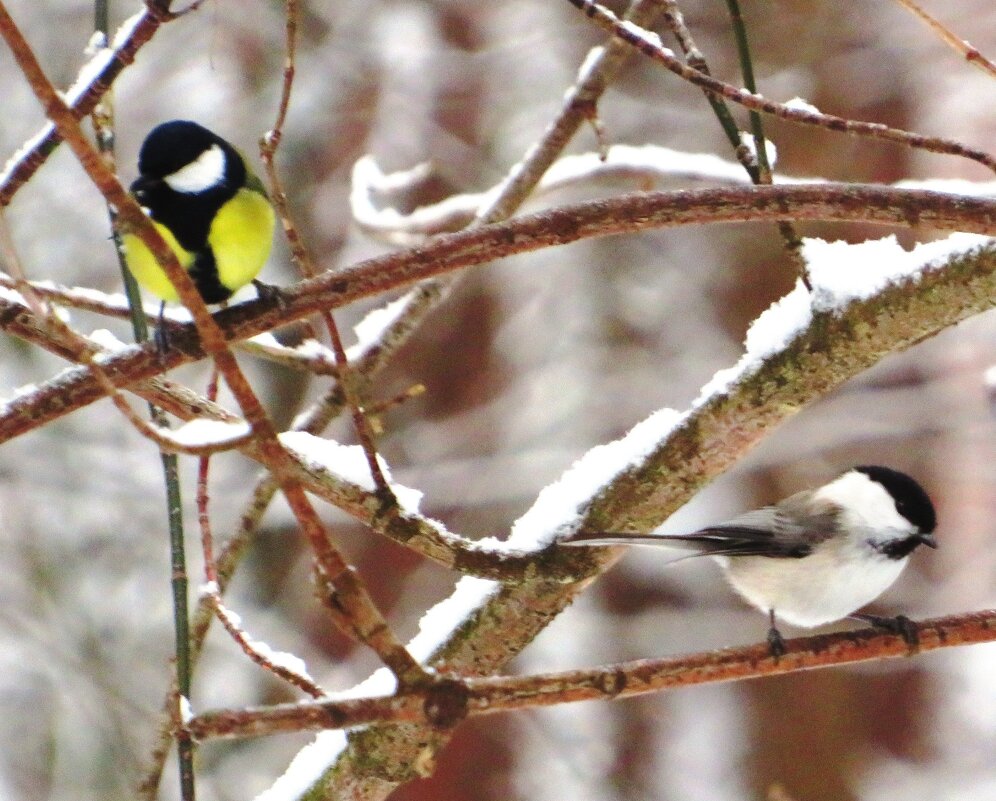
0, 1, 994, 799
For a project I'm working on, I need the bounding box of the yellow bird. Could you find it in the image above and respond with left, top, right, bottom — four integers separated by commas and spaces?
122, 119, 275, 305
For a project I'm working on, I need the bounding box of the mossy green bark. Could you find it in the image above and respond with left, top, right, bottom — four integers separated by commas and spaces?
302, 243, 996, 800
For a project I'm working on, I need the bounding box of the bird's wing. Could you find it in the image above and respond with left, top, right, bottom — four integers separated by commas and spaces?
562, 496, 839, 558
686, 507, 812, 557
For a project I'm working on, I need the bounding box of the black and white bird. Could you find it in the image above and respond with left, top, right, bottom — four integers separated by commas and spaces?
122, 120, 275, 306
560, 465, 937, 654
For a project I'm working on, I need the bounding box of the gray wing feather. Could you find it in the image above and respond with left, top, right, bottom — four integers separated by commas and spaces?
689, 494, 838, 557
562, 492, 839, 558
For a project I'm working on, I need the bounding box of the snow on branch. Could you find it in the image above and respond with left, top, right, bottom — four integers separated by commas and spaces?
351, 147, 996, 243
0, 8, 167, 204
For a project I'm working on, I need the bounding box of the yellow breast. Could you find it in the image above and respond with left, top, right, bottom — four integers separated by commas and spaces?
121, 222, 194, 303
122, 187, 274, 304
209, 187, 275, 296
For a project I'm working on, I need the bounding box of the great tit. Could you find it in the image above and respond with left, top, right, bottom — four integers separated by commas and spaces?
122, 120, 275, 305
561, 465, 937, 654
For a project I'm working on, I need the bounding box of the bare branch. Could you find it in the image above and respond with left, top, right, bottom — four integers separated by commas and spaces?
1, 184, 994, 444
564, 0, 996, 174
892, 0, 996, 78
0, 5, 178, 206
189, 609, 996, 740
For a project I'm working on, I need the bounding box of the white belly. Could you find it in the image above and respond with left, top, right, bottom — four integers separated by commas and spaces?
716, 539, 909, 627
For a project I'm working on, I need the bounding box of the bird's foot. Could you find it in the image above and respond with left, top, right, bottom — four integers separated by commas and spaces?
851, 613, 919, 648
766, 610, 786, 659
253, 279, 287, 310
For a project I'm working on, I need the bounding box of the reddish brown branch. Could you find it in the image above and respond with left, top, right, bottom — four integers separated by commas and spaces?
0, 183, 994, 444
0, 0, 426, 686
0, 4, 175, 206
258, 0, 394, 499
188, 609, 996, 740
565, 0, 996, 174
207, 590, 326, 699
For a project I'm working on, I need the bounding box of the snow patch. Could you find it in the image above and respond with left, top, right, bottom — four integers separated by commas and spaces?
495, 407, 683, 551
806, 233, 993, 312
279, 431, 423, 514
167, 418, 252, 448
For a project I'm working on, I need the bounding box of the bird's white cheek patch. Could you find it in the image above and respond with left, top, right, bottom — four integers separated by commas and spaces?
164, 144, 226, 193
814, 471, 911, 533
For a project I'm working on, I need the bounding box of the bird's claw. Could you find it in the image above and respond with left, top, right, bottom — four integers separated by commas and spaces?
766, 626, 787, 660
852, 613, 920, 648
253, 279, 286, 310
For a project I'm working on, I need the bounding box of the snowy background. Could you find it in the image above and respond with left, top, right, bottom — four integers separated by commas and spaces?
0, 1, 994, 799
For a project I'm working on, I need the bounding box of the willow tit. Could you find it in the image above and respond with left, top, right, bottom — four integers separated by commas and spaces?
560, 465, 937, 655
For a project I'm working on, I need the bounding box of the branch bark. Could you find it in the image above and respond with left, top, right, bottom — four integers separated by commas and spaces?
0, 4, 178, 206
189, 608, 996, 740
1, 184, 995, 443
303, 237, 996, 798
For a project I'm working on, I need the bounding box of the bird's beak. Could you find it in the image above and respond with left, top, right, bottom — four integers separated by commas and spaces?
129, 175, 157, 201
916, 532, 938, 549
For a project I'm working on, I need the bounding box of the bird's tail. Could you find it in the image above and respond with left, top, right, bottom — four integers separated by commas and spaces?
559, 531, 712, 551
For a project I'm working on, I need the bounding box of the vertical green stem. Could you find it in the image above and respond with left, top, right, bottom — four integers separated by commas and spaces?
161, 449, 195, 800
723, 0, 807, 283
723, 0, 772, 178
93, 1, 195, 797
93, 0, 108, 32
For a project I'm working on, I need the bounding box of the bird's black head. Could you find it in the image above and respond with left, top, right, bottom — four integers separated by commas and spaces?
130, 121, 246, 248
132, 120, 245, 202
854, 466, 936, 533
855, 465, 937, 558
137, 120, 224, 179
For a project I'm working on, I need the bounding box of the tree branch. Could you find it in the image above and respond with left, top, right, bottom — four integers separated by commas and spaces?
188, 609, 996, 740
0, 3, 180, 206
1, 184, 995, 444
565, 0, 996, 174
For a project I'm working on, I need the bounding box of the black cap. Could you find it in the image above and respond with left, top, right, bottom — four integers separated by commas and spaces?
137, 120, 230, 180
854, 465, 936, 534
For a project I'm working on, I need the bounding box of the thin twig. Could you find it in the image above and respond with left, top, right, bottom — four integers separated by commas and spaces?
2, 182, 996, 443
195, 367, 224, 581
193, 374, 324, 697
258, 0, 395, 499
659, 0, 755, 176
0, 2, 180, 206
892, 0, 996, 78
206, 589, 326, 699
188, 608, 996, 740
565, 0, 996, 174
